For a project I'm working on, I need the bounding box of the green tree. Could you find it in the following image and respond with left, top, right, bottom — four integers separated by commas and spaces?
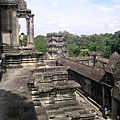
34, 35, 47, 53
32, 30, 120, 58
67, 44, 79, 57
35, 41, 47, 53
23, 35, 27, 46
88, 42, 98, 51
73, 46, 80, 57
79, 49, 90, 57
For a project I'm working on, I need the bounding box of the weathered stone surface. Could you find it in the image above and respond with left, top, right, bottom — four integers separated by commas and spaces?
112, 60, 120, 101
57, 57, 105, 82
47, 33, 68, 59
106, 52, 120, 73
114, 60, 120, 79
15, 0, 27, 9
0, 69, 37, 120
0, 0, 27, 9
29, 65, 96, 119
35, 106, 48, 120
0, 0, 16, 3
0, 0, 99, 119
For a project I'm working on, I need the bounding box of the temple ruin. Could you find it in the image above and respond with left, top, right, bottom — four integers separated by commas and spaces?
0, 0, 98, 120
57, 52, 120, 119
0, 0, 120, 120
0, 0, 34, 47
47, 33, 68, 59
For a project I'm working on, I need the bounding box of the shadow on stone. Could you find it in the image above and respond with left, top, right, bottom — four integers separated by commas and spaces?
0, 89, 37, 120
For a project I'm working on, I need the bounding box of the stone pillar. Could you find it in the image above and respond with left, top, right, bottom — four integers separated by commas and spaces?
0, 9, 2, 45
30, 14, 34, 47
0, 1, 18, 46
12, 9, 19, 46
26, 16, 30, 46
111, 97, 118, 119
102, 84, 105, 107
16, 17, 19, 45
0, 4, 12, 45
26, 14, 34, 48
29, 14, 34, 47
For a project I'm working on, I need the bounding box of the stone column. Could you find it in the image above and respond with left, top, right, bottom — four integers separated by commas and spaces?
26, 14, 34, 48
29, 14, 34, 48
102, 84, 105, 107
111, 97, 118, 119
12, 9, 19, 46
0, 9, 2, 44
26, 16, 30, 47
0, 4, 13, 45
16, 16, 19, 45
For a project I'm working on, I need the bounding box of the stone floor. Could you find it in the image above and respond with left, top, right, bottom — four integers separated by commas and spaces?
0, 68, 37, 120
76, 92, 112, 120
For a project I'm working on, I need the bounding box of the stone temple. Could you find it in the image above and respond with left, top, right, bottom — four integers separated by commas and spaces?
47, 33, 68, 59
0, 0, 97, 120
0, 0, 120, 120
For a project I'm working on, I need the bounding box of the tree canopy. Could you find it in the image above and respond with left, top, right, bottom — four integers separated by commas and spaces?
34, 35, 48, 54
34, 31, 120, 58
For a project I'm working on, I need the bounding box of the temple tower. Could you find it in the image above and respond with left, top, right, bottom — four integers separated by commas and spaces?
47, 33, 68, 59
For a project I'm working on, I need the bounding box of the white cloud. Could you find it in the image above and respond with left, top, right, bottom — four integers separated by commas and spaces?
51, 0, 59, 8
112, 0, 120, 2
99, 7, 113, 12
108, 23, 115, 28
46, 20, 56, 25
105, 18, 120, 31
99, 4, 120, 12
23, 0, 120, 36
57, 24, 70, 28
113, 4, 120, 8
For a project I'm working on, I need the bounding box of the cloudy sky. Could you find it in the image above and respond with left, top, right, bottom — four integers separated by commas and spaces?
19, 0, 120, 37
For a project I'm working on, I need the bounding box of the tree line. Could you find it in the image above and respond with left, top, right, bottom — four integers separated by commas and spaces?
33, 30, 120, 58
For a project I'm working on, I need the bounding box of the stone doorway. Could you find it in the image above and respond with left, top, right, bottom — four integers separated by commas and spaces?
17, 10, 34, 48
19, 18, 27, 46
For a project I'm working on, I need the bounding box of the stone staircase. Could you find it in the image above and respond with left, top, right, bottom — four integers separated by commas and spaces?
0, 44, 44, 69
25, 65, 96, 120
0, 44, 22, 69
2, 44, 19, 53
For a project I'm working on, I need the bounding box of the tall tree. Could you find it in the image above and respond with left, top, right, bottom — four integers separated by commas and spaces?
34, 35, 47, 53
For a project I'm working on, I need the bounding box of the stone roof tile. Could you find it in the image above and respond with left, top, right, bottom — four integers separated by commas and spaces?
106, 52, 120, 73
57, 57, 105, 82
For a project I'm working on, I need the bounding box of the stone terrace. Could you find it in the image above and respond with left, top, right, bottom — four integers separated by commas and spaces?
28, 65, 96, 120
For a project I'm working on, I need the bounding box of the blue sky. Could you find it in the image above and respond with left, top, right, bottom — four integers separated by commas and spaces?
19, 0, 120, 36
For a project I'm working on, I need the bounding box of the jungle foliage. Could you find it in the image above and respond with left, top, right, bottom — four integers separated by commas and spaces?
34, 31, 120, 58
34, 35, 48, 54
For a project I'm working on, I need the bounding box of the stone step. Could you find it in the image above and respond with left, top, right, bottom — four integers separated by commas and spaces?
29, 87, 38, 91
35, 106, 48, 119
2, 45, 19, 53
33, 72, 68, 81
32, 97, 40, 101
33, 101, 41, 106
31, 91, 39, 95
34, 66, 69, 73
36, 63, 46, 67
4, 64, 23, 68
